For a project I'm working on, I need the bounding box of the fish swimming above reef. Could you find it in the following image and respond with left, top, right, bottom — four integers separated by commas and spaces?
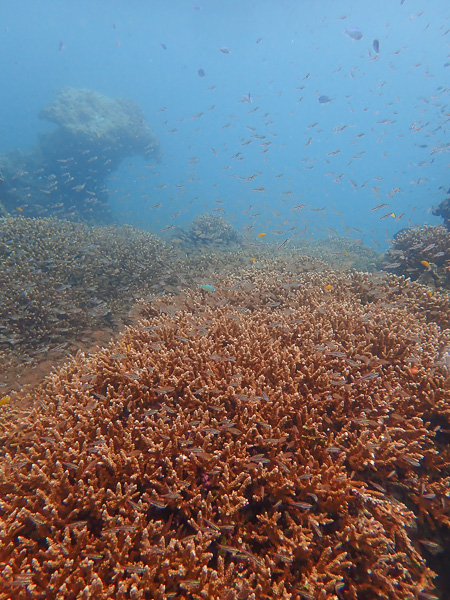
318, 95, 333, 104
372, 39, 380, 53
345, 27, 363, 40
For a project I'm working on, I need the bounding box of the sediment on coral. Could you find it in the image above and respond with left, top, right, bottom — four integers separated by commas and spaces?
384, 225, 450, 290
0, 88, 160, 223
0, 269, 448, 600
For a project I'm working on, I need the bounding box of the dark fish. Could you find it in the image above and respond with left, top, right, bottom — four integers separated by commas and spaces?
219, 47, 231, 54
318, 95, 333, 104
345, 27, 363, 40
160, 43, 167, 50
198, 68, 205, 77
373, 39, 380, 53
58, 41, 65, 52
256, 38, 263, 44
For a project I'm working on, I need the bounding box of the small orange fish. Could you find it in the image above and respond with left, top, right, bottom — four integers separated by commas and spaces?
257, 232, 267, 238
421, 260, 431, 268
324, 284, 332, 291
250, 257, 257, 262
0, 395, 10, 407
379, 212, 396, 220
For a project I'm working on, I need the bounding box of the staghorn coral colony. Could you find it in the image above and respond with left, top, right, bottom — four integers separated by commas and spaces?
0, 215, 334, 397
0, 217, 174, 391
1, 86, 448, 599
0, 266, 449, 600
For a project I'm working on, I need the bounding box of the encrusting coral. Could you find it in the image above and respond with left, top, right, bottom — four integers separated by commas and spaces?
0, 269, 449, 599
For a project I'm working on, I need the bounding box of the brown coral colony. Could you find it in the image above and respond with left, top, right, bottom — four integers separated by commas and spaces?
0, 88, 449, 600
0, 269, 449, 599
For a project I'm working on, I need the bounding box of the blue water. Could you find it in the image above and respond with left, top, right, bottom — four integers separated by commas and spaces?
0, 0, 448, 250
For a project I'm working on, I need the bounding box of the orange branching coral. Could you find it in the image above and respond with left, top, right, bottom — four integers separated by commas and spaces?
0, 270, 448, 600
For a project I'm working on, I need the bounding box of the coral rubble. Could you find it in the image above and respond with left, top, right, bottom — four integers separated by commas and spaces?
0, 268, 448, 599
0, 88, 160, 223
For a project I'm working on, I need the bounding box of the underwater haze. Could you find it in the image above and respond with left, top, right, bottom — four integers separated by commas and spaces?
0, 0, 449, 250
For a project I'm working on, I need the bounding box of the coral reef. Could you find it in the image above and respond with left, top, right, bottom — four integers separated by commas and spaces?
0, 217, 171, 385
0, 88, 160, 223
432, 193, 450, 231
0, 268, 448, 599
384, 225, 450, 290
170, 214, 242, 249
0, 215, 356, 399
297, 236, 383, 273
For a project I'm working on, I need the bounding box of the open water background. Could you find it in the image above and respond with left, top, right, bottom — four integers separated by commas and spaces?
0, 0, 448, 250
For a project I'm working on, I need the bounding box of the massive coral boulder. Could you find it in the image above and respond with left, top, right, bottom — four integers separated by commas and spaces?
38, 88, 160, 161
0, 88, 160, 224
